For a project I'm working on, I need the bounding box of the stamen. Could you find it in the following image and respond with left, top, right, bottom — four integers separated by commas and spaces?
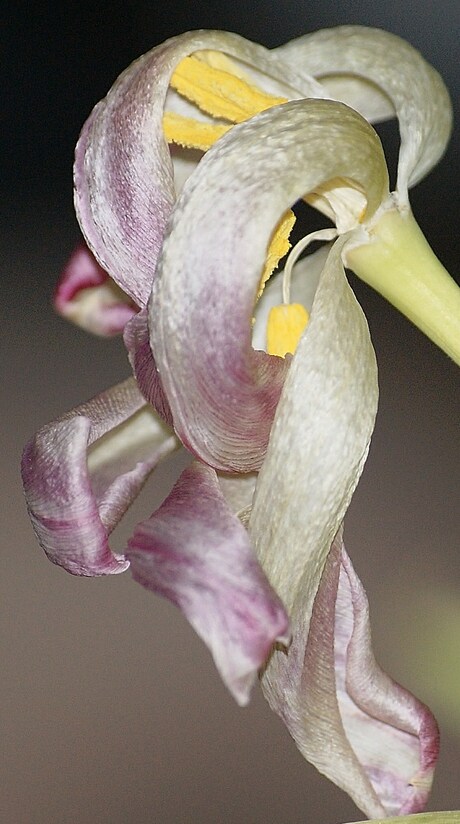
267, 304, 309, 358
282, 228, 338, 304
257, 209, 296, 300
163, 112, 230, 151
170, 55, 286, 123
266, 227, 338, 358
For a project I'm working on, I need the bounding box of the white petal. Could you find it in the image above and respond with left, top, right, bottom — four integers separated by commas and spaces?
278, 26, 453, 194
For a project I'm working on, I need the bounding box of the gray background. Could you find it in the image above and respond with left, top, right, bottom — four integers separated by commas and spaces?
3, 2, 459, 822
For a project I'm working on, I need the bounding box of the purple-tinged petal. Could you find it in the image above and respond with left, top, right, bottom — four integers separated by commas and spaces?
21, 378, 178, 576
126, 461, 289, 705
123, 308, 173, 427
248, 239, 437, 812
151, 100, 387, 472
54, 242, 138, 336
277, 26, 452, 193
335, 546, 438, 814
74, 31, 323, 308
261, 534, 438, 818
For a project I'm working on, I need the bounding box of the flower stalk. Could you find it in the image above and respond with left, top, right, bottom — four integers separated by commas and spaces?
345, 201, 460, 365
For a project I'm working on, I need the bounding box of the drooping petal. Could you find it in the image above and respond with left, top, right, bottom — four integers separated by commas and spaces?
262, 533, 438, 818
248, 238, 382, 808
21, 378, 178, 576
54, 242, 138, 336
336, 544, 438, 814
126, 461, 289, 705
277, 25, 452, 194
151, 99, 387, 473
74, 31, 322, 307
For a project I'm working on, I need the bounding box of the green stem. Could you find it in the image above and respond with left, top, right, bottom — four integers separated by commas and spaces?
345, 205, 460, 366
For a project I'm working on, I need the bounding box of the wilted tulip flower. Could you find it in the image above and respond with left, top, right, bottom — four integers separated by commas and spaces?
22, 26, 460, 818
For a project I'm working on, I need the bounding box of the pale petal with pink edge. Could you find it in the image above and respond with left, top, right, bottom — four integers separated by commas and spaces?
126, 461, 289, 705
21, 378, 178, 576
249, 240, 438, 814
262, 535, 438, 819
151, 99, 387, 472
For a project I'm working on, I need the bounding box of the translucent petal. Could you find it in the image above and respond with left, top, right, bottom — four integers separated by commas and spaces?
260, 533, 438, 817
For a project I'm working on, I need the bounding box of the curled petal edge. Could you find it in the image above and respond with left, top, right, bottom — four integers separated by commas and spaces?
74, 29, 323, 308
21, 378, 178, 576
261, 536, 439, 818
277, 25, 452, 195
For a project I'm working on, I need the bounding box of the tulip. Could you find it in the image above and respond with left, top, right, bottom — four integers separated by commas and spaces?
23, 27, 460, 817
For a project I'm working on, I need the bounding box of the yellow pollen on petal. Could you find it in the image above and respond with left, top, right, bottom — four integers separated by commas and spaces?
163, 112, 230, 151
170, 55, 286, 123
267, 303, 309, 357
257, 209, 296, 299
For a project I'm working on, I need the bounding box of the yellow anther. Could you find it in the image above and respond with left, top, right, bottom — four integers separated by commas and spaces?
257, 209, 296, 299
267, 303, 309, 357
170, 55, 286, 123
163, 112, 230, 151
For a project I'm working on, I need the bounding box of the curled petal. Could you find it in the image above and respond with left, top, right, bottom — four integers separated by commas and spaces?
74, 31, 322, 307
54, 242, 138, 336
21, 378, 178, 575
249, 235, 376, 610
277, 25, 452, 194
248, 238, 382, 807
250, 239, 438, 811
126, 461, 289, 705
261, 535, 438, 818
151, 99, 387, 472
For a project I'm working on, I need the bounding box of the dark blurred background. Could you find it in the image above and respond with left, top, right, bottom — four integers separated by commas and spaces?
2, 2, 459, 822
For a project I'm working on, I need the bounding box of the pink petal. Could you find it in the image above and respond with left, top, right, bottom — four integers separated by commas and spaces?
126, 461, 289, 705
151, 100, 386, 473
21, 378, 177, 576
261, 533, 439, 818
54, 242, 138, 335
